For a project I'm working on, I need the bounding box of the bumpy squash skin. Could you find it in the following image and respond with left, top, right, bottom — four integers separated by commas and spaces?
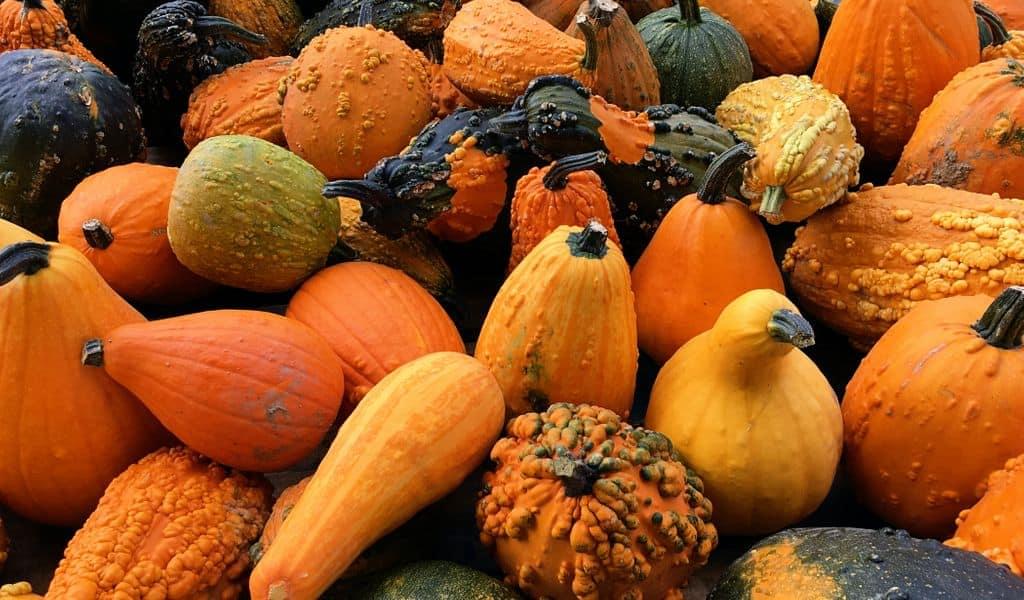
0, 218, 42, 245
0, 242, 170, 527
87, 310, 346, 473
182, 56, 294, 150
984, 30, 1024, 60
168, 135, 340, 293
249, 352, 506, 600
647, 290, 842, 535
782, 183, 1024, 347
842, 291, 1024, 538
209, 0, 303, 56
352, 561, 522, 600
0, 0, 109, 71
0, 583, 41, 599
427, 61, 478, 119
442, 0, 597, 104
293, 0, 457, 54
708, 527, 1024, 600
891, 59, 1024, 199
47, 447, 273, 600
57, 163, 216, 304
699, 0, 818, 77
478, 403, 717, 600
0, 49, 145, 237
287, 262, 465, 406
813, 0, 980, 163
947, 454, 1024, 575
476, 224, 638, 417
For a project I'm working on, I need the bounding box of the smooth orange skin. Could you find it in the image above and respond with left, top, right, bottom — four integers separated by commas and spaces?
813, 0, 979, 162
0, 218, 42, 246
57, 163, 216, 305
632, 194, 784, 364
98, 310, 345, 473
947, 454, 1024, 575
519, 0, 582, 28
843, 295, 1024, 538
890, 59, 1024, 198
248, 352, 506, 600
986, 0, 1024, 29
0, 243, 170, 526
287, 262, 465, 406
0, 0, 109, 72
700, 0, 818, 77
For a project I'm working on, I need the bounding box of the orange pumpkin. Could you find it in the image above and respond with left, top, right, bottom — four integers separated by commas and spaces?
632, 143, 784, 364
985, 0, 1024, 30
947, 453, 1024, 575
57, 163, 215, 304
843, 287, 1024, 538
287, 262, 465, 406
0, 0, 109, 72
518, 0, 583, 28
82, 310, 346, 473
813, 0, 980, 163
699, 0, 818, 77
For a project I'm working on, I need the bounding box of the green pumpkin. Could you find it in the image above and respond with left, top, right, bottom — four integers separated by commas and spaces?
345, 561, 522, 599
709, 527, 1024, 600
637, 0, 752, 111
168, 135, 340, 293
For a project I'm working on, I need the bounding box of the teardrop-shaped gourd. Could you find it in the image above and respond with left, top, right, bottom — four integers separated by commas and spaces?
508, 151, 620, 271
716, 75, 864, 223
632, 144, 784, 364
57, 163, 216, 304
646, 289, 842, 535
637, 0, 752, 110
946, 453, 1024, 575
843, 288, 1024, 537
476, 221, 638, 417
0, 242, 170, 526
81, 309, 346, 473
287, 262, 465, 406
699, 0, 818, 77
566, 0, 661, 110
248, 352, 506, 600
442, 0, 599, 104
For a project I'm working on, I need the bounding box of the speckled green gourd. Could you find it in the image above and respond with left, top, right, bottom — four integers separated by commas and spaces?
168, 135, 339, 293
346, 561, 522, 599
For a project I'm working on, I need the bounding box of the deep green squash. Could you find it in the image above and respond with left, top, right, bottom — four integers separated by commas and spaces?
344, 561, 523, 599
0, 49, 146, 237
637, 0, 752, 110
57, 0, 171, 79
291, 0, 457, 54
168, 135, 340, 292
709, 527, 1024, 600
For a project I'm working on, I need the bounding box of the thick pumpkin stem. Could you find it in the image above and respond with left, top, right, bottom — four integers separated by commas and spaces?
358, 0, 374, 27
195, 16, 268, 46
697, 142, 755, 205
543, 151, 608, 190
324, 179, 439, 239
0, 241, 50, 286
679, 0, 702, 23
767, 309, 815, 349
973, 286, 1024, 349
82, 219, 114, 250
759, 186, 786, 224
976, 1, 1011, 46
575, 16, 600, 72
81, 339, 105, 367
553, 456, 601, 497
568, 220, 609, 259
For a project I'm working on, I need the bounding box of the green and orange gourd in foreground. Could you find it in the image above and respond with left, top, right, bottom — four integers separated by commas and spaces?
475, 222, 638, 417
843, 287, 1024, 538
647, 289, 842, 535
947, 453, 1024, 575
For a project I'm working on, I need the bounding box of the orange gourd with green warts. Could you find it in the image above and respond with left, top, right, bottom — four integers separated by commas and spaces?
443, 0, 599, 104
947, 453, 1024, 575
81, 310, 346, 473
475, 222, 638, 417
477, 403, 718, 599
508, 151, 620, 271
0, 0, 109, 71
632, 143, 784, 364
248, 352, 505, 600
843, 288, 1024, 538
699, 0, 818, 77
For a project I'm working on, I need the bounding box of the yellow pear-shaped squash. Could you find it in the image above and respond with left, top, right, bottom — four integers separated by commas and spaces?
646, 289, 842, 536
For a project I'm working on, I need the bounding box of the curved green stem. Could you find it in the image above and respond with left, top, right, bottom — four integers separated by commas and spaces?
759, 185, 787, 223
679, 0, 702, 23
697, 142, 755, 205
543, 151, 607, 190
576, 16, 600, 72
81, 339, 105, 367
195, 16, 268, 46
567, 219, 609, 259
976, 1, 1011, 46
0, 242, 50, 286
82, 219, 114, 250
768, 309, 815, 349
973, 286, 1024, 349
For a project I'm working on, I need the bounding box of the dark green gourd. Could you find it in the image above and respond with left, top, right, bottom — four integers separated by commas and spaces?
344, 561, 523, 599
291, 0, 457, 55
637, 0, 752, 111
0, 49, 146, 237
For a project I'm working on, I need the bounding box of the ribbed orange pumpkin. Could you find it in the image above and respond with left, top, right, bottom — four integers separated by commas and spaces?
700, 0, 818, 76
287, 262, 465, 406
890, 58, 1024, 198
0, 241, 170, 526
57, 163, 215, 304
81, 310, 346, 473
946, 453, 1024, 575
813, 0, 980, 163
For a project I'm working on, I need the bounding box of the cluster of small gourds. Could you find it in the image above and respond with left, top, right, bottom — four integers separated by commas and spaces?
2, 0, 1024, 598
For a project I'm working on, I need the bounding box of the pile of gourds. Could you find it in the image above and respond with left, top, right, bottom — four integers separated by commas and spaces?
2, 0, 1024, 598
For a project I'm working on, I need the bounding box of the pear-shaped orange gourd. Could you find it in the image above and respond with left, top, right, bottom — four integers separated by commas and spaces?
946, 453, 1024, 575
632, 143, 784, 364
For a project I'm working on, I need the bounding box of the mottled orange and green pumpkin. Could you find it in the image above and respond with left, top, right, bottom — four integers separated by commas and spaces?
477, 403, 718, 599
947, 453, 1024, 575
699, 0, 818, 77
46, 447, 273, 600
0, 0, 109, 71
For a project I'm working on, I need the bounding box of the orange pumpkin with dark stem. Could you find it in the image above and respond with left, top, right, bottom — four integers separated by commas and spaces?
508, 151, 620, 272
0, 0, 109, 72
0, 241, 170, 526
890, 58, 1024, 198
699, 0, 818, 77
946, 453, 1024, 575
81, 309, 346, 473
287, 262, 465, 406
57, 163, 216, 305
813, 0, 980, 163
632, 143, 784, 364
843, 287, 1024, 538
